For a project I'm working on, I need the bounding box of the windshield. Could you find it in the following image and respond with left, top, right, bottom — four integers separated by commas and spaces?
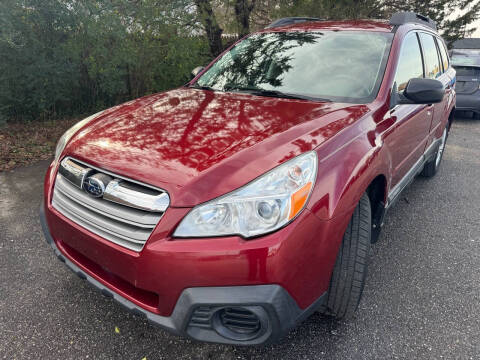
195, 31, 393, 103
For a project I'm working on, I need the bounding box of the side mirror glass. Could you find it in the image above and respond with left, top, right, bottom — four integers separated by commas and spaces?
191, 66, 205, 79
398, 78, 445, 105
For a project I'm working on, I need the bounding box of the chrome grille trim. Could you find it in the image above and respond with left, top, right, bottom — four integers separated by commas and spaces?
52, 158, 168, 252
55, 175, 159, 228
59, 157, 169, 212
63, 157, 165, 192
53, 189, 152, 242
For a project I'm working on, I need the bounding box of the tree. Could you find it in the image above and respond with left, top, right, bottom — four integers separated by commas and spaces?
265, 0, 383, 23
0, 0, 77, 120
234, 0, 256, 37
194, 0, 224, 56
251, 0, 479, 46
0, 0, 209, 122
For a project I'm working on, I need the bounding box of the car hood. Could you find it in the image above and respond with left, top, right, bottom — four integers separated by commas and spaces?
66, 88, 369, 206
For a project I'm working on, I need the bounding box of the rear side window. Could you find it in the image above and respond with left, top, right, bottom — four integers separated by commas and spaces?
437, 39, 450, 71
419, 33, 442, 79
394, 32, 424, 92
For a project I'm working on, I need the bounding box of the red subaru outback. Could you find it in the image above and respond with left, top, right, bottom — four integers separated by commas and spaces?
41, 12, 455, 345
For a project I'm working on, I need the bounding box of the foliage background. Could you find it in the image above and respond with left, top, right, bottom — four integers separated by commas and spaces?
0, 0, 479, 125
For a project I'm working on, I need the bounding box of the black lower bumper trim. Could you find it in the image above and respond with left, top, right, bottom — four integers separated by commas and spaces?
40, 203, 326, 345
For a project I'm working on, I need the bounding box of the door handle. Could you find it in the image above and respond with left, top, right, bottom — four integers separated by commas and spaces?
426, 104, 434, 116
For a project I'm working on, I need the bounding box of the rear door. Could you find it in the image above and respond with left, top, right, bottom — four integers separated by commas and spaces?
436, 38, 456, 113
418, 33, 450, 135
387, 32, 433, 187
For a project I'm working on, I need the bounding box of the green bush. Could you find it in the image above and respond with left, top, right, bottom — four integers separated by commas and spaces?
0, 0, 210, 122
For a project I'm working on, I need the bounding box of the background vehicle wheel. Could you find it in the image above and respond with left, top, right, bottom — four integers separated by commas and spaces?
421, 124, 448, 178
319, 193, 371, 319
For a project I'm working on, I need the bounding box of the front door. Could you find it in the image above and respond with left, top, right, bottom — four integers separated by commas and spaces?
386, 32, 433, 187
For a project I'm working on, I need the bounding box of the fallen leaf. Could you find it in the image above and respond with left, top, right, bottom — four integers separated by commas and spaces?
115, 326, 120, 334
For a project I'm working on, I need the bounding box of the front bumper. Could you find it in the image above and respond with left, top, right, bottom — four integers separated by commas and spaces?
456, 92, 480, 113
40, 203, 327, 345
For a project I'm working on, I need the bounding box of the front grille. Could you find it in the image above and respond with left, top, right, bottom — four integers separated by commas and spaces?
52, 158, 168, 252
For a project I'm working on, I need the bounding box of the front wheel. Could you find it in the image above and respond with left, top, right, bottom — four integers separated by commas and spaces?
319, 192, 371, 319
421, 125, 448, 178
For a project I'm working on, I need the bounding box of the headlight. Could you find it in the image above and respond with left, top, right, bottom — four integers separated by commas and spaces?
54, 111, 104, 162
173, 151, 317, 238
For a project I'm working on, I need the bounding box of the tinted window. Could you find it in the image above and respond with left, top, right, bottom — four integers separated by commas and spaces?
419, 33, 442, 79
451, 51, 480, 67
394, 33, 424, 92
452, 49, 480, 56
437, 39, 449, 71
196, 31, 393, 103
454, 66, 480, 77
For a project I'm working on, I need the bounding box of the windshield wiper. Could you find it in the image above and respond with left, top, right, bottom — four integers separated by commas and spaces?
223, 85, 331, 102
187, 84, 219, 91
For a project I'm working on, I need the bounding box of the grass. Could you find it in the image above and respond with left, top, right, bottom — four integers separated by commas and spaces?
0, 118, 79, 172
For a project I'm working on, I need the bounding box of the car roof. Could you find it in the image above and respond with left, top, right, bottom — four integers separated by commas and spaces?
258, 19, 394, 33
259, 18, 442, 35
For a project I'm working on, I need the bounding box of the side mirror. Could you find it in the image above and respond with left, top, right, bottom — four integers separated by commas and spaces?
397, 78, 445, 105
191, 66, 205, 79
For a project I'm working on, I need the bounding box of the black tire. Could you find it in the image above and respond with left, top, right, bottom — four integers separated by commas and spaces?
421, 123, 448, 178
320, 193, 371, 319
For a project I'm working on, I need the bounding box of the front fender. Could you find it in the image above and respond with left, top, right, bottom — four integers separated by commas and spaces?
307, 116, 391, 221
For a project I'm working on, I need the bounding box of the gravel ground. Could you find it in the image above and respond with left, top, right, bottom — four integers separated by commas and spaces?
1, 116, 479, 360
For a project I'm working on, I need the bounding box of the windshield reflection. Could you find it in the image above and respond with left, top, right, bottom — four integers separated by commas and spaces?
196, 31, 392, 103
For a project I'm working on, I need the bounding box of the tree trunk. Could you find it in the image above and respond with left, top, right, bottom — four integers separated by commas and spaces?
194, 0, 224, 57
234, 0, 256, 38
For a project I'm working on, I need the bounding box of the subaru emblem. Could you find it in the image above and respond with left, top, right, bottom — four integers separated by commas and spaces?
82, 173, 112, 198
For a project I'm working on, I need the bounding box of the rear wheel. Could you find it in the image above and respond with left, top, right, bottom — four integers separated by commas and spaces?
421, 124, 448, 178
319, 193, 371, 319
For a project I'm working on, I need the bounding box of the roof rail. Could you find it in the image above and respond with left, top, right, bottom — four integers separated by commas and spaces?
389, 11, 437, 31
265, 17, 323, 29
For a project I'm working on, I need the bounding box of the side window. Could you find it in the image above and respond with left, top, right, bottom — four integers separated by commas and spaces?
419, 33, 442, 79
394, 32, 424, 92
437, 38, 450, 71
